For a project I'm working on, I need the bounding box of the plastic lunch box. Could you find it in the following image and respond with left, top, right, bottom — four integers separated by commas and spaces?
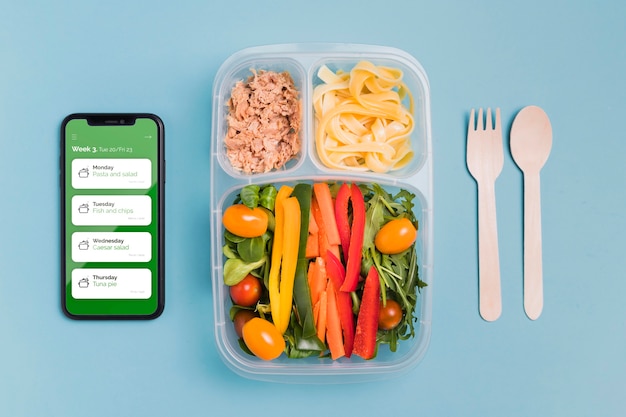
210, 43, 433, 383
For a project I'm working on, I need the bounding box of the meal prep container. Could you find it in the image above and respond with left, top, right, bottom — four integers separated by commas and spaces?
210, 43, 433, 383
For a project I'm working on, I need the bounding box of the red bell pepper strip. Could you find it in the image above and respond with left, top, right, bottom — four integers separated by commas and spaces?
334, 183, 352, 261
325, 250, 355, 357
353, 266, 381, 360
339, 183, 365, 292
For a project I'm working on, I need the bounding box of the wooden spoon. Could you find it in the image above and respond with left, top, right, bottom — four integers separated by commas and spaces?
510, 106, 552, 320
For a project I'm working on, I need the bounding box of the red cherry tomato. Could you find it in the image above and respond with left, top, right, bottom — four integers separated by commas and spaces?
222, 204, 268, 238
374, 218, 417, 255
378, 299, 403, 330
242, 317, 285, 360
229, 274, 262, 307
233, 310, 258, 338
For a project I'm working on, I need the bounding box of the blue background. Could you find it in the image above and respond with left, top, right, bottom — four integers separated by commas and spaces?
1, 1, 624, 416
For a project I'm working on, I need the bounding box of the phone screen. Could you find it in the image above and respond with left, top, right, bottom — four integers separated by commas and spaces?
61, 114, 164, 319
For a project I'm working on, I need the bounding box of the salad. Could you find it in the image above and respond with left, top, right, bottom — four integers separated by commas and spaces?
221, 181, 426, 361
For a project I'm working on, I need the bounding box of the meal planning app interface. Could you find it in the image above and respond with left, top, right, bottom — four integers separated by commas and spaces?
63, 118, 162, 316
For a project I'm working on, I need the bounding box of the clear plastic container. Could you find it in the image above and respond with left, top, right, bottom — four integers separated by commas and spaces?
210, 43, 433, 383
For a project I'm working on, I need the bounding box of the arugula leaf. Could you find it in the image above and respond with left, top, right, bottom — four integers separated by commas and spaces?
359, 183, 427, 351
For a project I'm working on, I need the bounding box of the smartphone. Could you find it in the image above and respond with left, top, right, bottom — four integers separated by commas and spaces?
60, 114, 165, 319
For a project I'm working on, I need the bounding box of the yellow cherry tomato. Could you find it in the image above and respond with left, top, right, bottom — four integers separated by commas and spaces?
242, 318, 285, 360
374, 218, 417, 255
222, 204, 268, 238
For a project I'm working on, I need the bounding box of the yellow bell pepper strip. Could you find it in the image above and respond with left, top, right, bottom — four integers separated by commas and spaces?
276, 196, 301, 334
353, 265, 381, 360
268, 185, 293, 332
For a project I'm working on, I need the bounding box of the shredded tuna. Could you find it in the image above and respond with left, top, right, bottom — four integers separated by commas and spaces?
224, 70, 301, 174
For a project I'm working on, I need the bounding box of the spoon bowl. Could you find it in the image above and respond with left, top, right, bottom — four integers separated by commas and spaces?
511, 106, 553, 173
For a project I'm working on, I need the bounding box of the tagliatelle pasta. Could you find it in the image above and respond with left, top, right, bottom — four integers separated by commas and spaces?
313, 61, 415, 173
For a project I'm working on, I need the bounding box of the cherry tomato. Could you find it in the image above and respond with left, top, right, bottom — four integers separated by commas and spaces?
233, 309, 258, 338
222, 204, 268, 238
229, 274, 262, 307
374, 218, 417, 255
242, 317, 285, 360
378, 299, 403, 330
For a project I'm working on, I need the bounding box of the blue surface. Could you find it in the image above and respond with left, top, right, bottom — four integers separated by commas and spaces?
1, 1, 624, 415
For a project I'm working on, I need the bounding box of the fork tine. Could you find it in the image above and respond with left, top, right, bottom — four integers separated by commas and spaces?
468, 108, 476, 134
486, 108, 492, 130
477, 108, 484, 131
494, 108, 501, 132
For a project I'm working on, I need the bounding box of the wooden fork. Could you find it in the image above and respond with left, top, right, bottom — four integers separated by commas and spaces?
467, 108, 504, 322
